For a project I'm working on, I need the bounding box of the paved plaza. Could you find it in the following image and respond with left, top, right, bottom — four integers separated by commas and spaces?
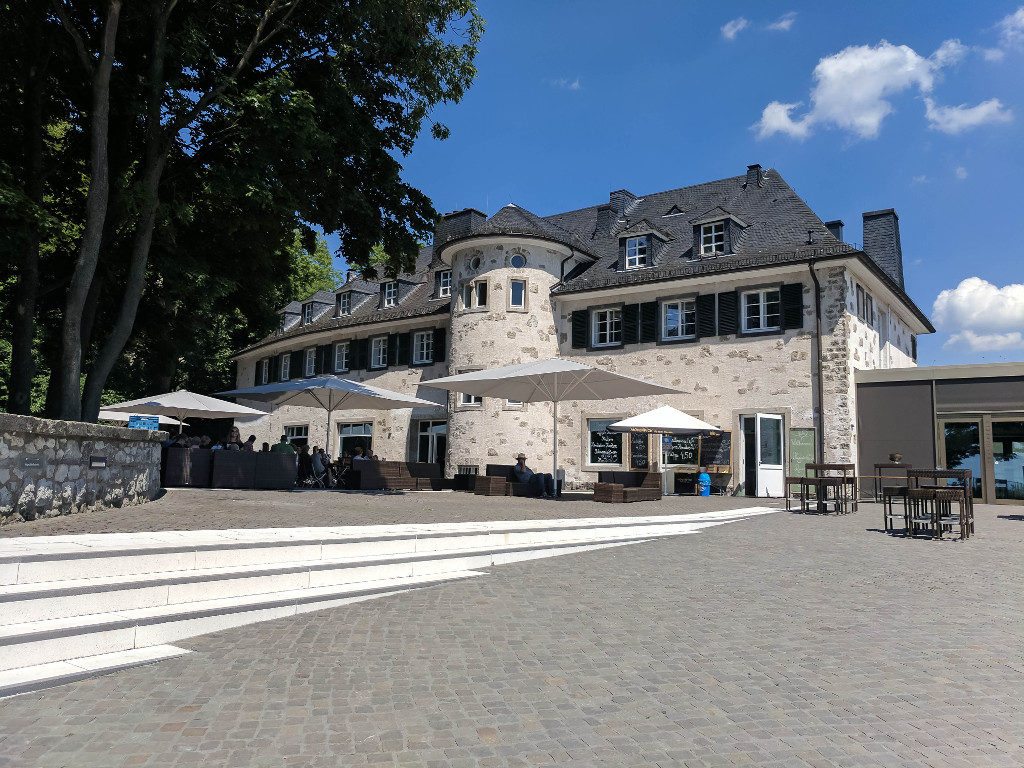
0, 489, 776, 538
2, 497, 1024, 767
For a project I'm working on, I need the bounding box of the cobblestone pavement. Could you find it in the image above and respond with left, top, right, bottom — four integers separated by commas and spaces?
0, 488, 776, 537
2, 503, 1024, 767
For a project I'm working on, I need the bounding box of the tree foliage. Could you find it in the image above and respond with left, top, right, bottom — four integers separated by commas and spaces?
0, 0, 483, 419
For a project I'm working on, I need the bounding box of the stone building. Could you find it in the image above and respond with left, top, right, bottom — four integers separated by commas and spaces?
231, 165, 933, 495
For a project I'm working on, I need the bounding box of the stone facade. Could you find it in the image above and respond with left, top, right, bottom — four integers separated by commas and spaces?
0, 413, 165, 525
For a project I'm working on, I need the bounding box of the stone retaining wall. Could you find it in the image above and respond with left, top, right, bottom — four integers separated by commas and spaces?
0, 413, 167, 525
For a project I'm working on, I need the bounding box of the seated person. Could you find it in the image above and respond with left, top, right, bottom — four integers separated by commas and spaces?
270, 435, 295, 454
241, 435, 257, 452
351, 446, 370, 461
297, 444, 313, 482
260, 442, 270, 452
509, 452, 556, 498
311, 447, 329, 485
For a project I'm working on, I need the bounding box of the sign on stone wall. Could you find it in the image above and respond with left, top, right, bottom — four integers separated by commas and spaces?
127, 415, 160, 431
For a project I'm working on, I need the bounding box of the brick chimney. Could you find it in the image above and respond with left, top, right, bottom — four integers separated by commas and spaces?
434, 208, 486, 246
862, 209, 904, 289
745, 164, 764, 187
824, 219, 844, 241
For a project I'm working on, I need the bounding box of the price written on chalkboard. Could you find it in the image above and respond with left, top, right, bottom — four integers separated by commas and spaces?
700, 432, 732, 467
629, 433, 649, 470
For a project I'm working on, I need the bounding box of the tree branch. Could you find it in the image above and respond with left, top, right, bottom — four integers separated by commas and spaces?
50, 0, 95, 76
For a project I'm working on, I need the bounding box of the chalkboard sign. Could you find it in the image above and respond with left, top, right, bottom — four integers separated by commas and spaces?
664, 435, 699, 466
589, 426, 622, 465
629, 433, 649, 470
789, 428, 816, 476
22, 456, 44, 470
89, 456, 107, 469
700, 431, 732, 468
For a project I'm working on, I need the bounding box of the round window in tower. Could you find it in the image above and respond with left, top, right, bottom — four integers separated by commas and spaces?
509, 253, 527, 269
469, 255, 481, 270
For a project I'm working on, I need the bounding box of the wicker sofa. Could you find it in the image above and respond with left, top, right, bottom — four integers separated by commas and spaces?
472, 464, 551, 497
347, 460, 452, 491
593, 470, 663, 503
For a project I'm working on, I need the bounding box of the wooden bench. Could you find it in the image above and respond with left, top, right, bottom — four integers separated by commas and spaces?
593, 471, 662, 503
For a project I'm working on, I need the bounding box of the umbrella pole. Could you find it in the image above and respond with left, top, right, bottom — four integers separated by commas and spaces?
553, 400, 559, 498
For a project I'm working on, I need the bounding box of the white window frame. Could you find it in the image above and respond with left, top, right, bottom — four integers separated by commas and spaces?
280, 353, 290, 381
591, 308, 622, 347
460, 391, 483, 407
337, 292, 351, 316
505, 398, 524, 409
625, 237, 648, 270
509, 278, 526, 309
412, 331, 433, 365
334, 342, 350, 372
304, 348, 316, 377
700, 222, 726, 256
260, 359, 269, 385
303, 302, 313, 324
370, 336, 388, 369
461, 279, 488, 310
284, 424, 309, 445
383, 282, 398, 308
438, 270, 452, 298
741, 288, 782, 334
662, 298, 697, 341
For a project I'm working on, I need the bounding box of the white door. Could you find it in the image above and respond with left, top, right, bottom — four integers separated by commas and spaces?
755, 414, 785, 497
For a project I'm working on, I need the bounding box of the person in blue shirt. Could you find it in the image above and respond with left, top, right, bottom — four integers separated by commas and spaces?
510, 453, 556, 498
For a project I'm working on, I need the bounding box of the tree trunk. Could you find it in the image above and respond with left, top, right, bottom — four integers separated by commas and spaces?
56, 0, 122, 421
8, 8, 49, 414
81, 3, 170, 421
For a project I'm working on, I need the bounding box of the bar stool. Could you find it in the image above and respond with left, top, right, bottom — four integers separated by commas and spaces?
933, 488, 968, 540
905, 488, 937, 537
882, 485, 910, 533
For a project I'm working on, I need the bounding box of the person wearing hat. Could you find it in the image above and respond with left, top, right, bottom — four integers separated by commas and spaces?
510, 452, 556, 498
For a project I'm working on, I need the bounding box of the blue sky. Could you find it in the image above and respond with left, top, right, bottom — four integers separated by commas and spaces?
339, 1, 1024, 367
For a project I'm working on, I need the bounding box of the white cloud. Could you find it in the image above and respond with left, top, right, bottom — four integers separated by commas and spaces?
997, 6, 1024, 49
911, 174, 929, 183
954, 165, 968, 179
756, 38, 1012, 140
945, 330, 1024, 351
933, 279, 1024, 343
547, 77, 581, 91
982, 46, 1006, 61
767, 12, 797, 32
721, 17, 749, 40
925, 97, 1012, 134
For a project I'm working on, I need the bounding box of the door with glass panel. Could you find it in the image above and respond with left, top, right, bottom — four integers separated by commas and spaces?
741, 414, 784, 497
417, 420, 448, 465
992, 420, 1024, 502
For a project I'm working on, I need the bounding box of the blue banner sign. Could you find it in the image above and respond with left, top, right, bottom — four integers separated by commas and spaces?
127, 415, 160, 430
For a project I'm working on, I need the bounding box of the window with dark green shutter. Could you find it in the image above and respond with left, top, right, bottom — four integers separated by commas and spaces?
290, 351, 303, 379
717, 291, 739, 335
622, 304, 639, 344
270, 355, 280, 382
571, 310, 589, 349
398, 332, 412, 365
388, 334, 399, 367
781, 283, 804, 330
696, 294, 717, 338
640, 302, 658, 343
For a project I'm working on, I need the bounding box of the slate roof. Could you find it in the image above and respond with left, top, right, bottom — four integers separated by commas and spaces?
236, 245, 449, 357
237, 167, 932, 357
441, 203, 596, 257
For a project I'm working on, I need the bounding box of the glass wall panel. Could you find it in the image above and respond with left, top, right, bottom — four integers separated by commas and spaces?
993, 421, 1024, 501
943, 421, 983, 499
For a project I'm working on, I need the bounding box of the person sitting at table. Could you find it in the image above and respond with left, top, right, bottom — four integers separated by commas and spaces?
297, 444, 313, 482
260, 442, 270, 452
311, 446, 329, 485
270, 435, 295, 454
352, 446, 370, 461
241, 434, 257, 452
509, 452, 555, 498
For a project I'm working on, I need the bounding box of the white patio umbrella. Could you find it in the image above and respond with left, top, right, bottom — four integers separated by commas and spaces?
218, 376, 438, 455
104, 389, 264, 434
608, 406, 719, 435
422, 359, 682, 490
98, 410, 189, 428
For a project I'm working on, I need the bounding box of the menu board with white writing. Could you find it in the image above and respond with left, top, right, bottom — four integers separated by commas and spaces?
589, 426, 622, 465
629, 433, 649, 470
700, 432, 732, 468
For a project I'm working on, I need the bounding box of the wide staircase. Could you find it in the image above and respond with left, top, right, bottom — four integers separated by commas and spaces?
0, 509, 773, 695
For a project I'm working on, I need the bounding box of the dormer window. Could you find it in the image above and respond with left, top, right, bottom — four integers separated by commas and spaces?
625, 237, 648, 270
336, 292, 351, 316
278, 316, 285, 335
302, 302, 313, 325
383, 281, 398, 308
700, 222, 726, 256
438, 270, 452, 298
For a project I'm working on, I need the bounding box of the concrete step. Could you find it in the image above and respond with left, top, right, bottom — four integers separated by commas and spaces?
0, 513, 746, 585
0, 534, 674, 624
0, 570, 484, 672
